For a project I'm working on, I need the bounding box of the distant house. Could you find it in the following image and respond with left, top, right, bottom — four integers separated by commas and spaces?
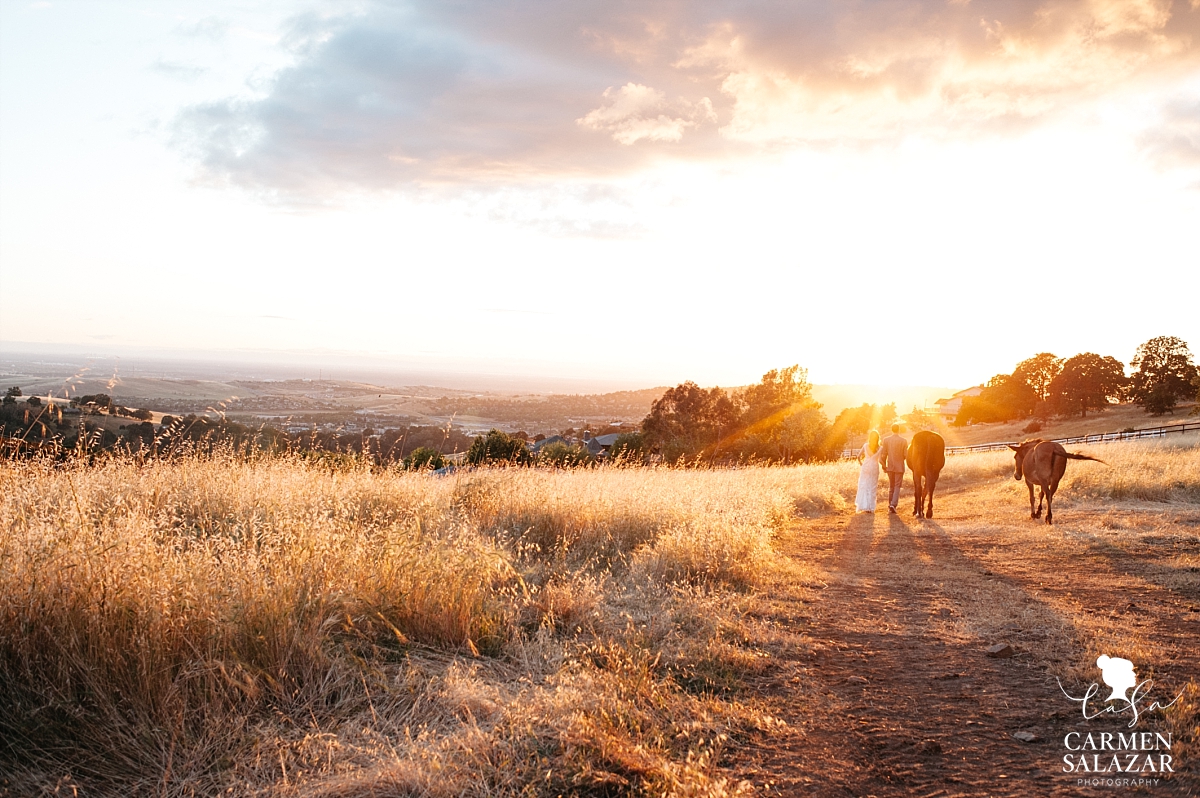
530, 435, 570, 453
934, 386, 984, 419
531, 431, 624, 458
590, 433, 622, 456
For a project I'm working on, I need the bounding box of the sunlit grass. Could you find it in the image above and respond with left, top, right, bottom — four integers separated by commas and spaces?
0, 454, 826, 796
3, 437, 1196, 795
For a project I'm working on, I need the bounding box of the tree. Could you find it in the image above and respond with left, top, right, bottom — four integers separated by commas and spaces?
72, 393, 111, 410
1143, 384, 1178, 416
1012, 353, 1063, 403
2, 387, 18, 405
404, 446, 446, 470
466, 429, 531, 465
606, 431, 647, 462
729, 367, 835, 463
1129, 336, 1198, 412
536, 441, 592, 466
773, 405, 837, 462
906, 407, 937, 431
1049, 353, 1127, 417
954, 374, 1037, 425
26, 396, 41, 407
641, 381, 739, 461
737, 365, 813, 427
831, 403, 898, 437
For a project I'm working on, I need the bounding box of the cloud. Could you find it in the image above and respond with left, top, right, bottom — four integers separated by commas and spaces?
577, 83, 716, 144
151, 59, 207, 82
175, 6, 665, 194
175, 0, 1200, 194
177, 16, 230, 41
1140, 96, 1200, 168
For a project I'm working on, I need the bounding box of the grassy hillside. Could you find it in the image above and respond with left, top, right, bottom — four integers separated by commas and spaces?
0, 455, 855, 796
2, 441, 1197, 795
925, 401, 1198, 447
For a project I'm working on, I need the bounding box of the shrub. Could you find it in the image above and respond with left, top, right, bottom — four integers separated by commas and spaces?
1144, 384, 1178, 416
466, 429, 531, 465
607, 431, 647, 462
537, 441, 592, 466
404, 446, 446, 470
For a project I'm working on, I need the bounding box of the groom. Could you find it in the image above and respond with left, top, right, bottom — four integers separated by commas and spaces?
878, 423, 907, 514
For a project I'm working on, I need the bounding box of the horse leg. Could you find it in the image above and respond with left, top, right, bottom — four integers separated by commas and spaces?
916, 470, 926, 520
1045, 485, 1055, 525
1027, 481, 1037, 519
925, 472, 938, 519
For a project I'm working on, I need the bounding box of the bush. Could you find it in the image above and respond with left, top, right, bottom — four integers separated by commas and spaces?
72, 393, 112, 410
1023, 420, 1042, 433
606, 431, 647, 462
404, 446, 446, 470
466, 429, 531, 465
537, 441, 592, 467
1144, 384, 1178, 416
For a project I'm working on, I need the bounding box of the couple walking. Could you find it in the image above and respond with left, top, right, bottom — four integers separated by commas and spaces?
856, 424, 907, 514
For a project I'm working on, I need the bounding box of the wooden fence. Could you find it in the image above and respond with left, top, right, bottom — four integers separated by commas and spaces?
841, 420, 1200, 460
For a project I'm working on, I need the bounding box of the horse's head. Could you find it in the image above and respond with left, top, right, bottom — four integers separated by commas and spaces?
1007, 440, 1039, 481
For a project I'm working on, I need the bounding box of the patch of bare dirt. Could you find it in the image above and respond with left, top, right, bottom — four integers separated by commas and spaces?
727, 484, 1200, 797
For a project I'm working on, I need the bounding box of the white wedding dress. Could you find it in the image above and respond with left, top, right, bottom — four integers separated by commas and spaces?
855, 444, 883, 512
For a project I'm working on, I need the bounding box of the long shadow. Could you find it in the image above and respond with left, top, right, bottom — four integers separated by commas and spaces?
781, 510, 1176, 797
1058, 515, 1200, 604
942, 508, 1200, 714
822, 510, 879, 574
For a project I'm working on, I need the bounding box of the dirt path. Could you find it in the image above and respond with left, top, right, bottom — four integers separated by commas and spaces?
728, 484, 1200, 797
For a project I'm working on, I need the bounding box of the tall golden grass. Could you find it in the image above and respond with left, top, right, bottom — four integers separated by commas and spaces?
3, 437, 1195, 795
0, 453, 841, 796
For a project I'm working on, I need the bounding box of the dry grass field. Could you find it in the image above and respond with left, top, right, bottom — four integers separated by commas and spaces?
2, 437, 1198, 796
925, 402, 1198, 448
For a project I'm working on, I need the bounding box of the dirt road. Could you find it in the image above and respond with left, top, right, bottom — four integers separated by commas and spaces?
729, 482, 1200, 797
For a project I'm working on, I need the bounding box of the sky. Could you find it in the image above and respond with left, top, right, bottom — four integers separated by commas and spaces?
1, 0, 1198, 391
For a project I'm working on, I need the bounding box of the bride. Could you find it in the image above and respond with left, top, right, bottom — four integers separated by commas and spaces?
855, 430, 883, 512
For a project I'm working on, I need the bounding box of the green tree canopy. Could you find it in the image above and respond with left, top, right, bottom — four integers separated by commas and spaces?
466, 429, 531, 465
954, 373, 1037, 425
1129, 336, 1198, 412
831, 403, 898, 437
736, 365, 814, 427
404, 446, 446, 470
640, 367, 837, 463
1012, 353, 1063, 403
641, 381, 739, 461
536, 441, 593, 467
1049, 353, 1127, 417
732, 405, 837, 463
606, 431, 647, 462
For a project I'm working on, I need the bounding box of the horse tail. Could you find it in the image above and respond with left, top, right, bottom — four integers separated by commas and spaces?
1053, 451, 1107, 465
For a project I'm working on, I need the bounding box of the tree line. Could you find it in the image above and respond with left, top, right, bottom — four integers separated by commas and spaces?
637, 366, 844, 463
954, 335, 1199, 424
632, 335, 1198, 465
3, 335, 1196, 467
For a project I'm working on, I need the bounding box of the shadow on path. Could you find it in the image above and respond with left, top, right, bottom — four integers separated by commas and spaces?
727, 506, 1188, 797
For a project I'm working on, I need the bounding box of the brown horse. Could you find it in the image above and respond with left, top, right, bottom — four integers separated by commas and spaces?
1008, 439, 1105, 525
906, 430, 945, 519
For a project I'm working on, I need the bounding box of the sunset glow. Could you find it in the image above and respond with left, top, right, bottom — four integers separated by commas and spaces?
2, 0, 1198, 389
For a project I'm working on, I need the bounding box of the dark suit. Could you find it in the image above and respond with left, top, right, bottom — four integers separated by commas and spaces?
878, 433, 907, 510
